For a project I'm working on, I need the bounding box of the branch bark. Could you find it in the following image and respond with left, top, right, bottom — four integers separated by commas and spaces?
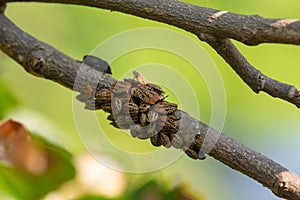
1, 8, 300, 200
2, 0, 300, 46
198, 34, 300, 107
2, 0, 300, 108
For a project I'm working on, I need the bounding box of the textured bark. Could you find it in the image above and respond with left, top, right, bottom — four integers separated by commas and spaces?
199, 34, 300, 107
2, 0, 300, 45
1, 0, 299, 108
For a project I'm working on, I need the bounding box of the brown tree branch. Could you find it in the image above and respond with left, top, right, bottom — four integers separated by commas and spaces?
2, 0, 299, 108
1, 10, 300, 200
2, 0, 300, 46
198, 34, 300, 108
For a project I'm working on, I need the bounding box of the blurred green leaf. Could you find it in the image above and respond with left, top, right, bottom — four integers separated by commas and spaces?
0, 80, 18, 118
76, 179, 204, 200
166, 184, 205, 200
125, 179, 203, 200
77, 195, 113, 200
0, 134, 75, 200
128, 180, 165, 200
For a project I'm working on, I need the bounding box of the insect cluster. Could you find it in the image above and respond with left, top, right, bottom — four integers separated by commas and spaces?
83, 71, 206, 160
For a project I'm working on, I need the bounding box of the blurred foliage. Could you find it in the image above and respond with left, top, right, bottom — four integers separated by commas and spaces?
0, 1, 299, 200
0, 118, 203, 199
126, 180, 203, 200
79, 180, 204, 200
0, 80, 18, 118
0, 121, 75, 200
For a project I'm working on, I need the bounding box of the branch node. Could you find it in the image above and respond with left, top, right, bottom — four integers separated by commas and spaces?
256, 72, 266, 92
287, 86, 297, 99
26, 45, 47, 76
208, 11, 229, 22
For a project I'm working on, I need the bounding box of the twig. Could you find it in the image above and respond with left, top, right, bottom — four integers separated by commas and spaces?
198, 34, 300, 108
1, 12, 300, 199
2, 0, 300, 45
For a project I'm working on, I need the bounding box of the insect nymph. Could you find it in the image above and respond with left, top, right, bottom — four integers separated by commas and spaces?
132, 71, 165, 104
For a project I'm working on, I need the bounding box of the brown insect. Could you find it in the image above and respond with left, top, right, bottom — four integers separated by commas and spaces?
133, 70, 149, 85
183, 147, 206, 160
123, 102, 139, 116
130, 124, 140, 137
130, 124, 148, 139
133, 71, 165, 93
155, 115, 168, 131
183, 147, 199, 160
96, 81, 115, 92
162, 116, 179, 133
133, 86, 165, 105
148, 110, 159, 122
149, 104, 167, 115
111, 97, 123, 114
106, 114, 114, 122
146, 83, 165, 95
101, 102, 112, 113
139, 103, 150, 113
140, 113, 149, 126
183, 134, 206, 159
150, 134, 161, 147
95, 89, 112, 102
132, 71, 165, 104
131, 114, 140, 124
157, 101, 178, 114
138, 129, 150, 139
172, 110, 182, 120
111, 80, 132, 94
160, 132, 171, 148
115, 114, 134, 129
146, 123, 157, 136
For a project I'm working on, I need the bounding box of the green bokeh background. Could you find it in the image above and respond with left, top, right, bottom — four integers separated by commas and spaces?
0, 1, 300, 199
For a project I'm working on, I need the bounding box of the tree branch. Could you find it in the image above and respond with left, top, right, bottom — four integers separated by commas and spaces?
198, 34, 300, 108
2, 0, 300, 108
2, 0, 300, 46
1, 10, 300, 200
